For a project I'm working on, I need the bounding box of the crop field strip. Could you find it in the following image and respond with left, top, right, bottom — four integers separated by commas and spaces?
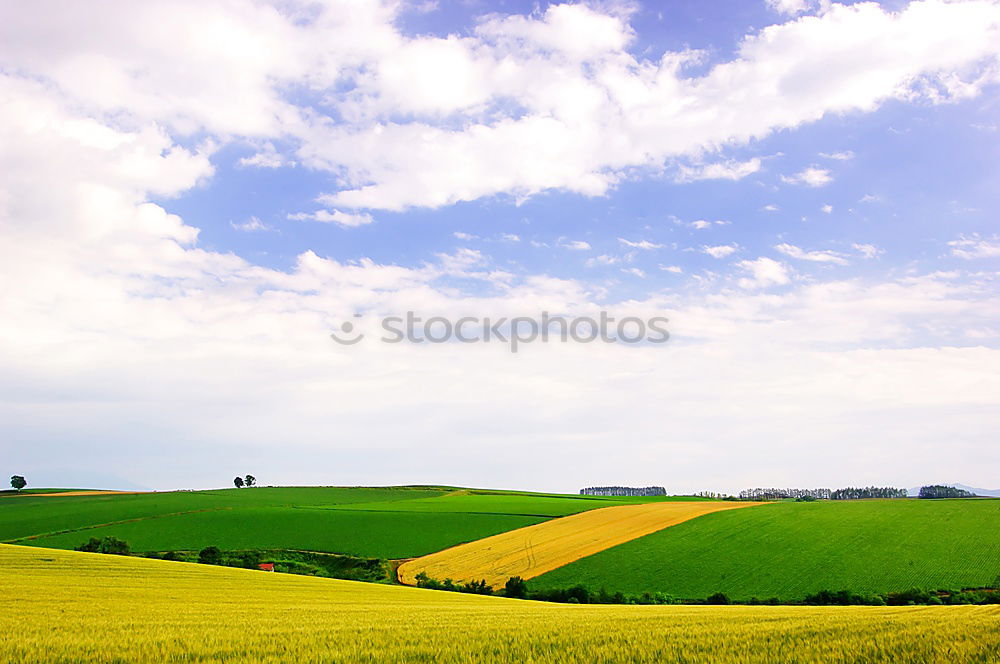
532, 498, 1000, 600
0, 487, 669, 559
397, 500, 761, 588
2, 544, 997, 664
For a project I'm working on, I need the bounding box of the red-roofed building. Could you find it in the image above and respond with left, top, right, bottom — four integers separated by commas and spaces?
258, 563, 275, 572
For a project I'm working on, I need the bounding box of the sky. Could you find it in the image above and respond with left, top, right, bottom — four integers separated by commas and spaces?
1, 0, 998, 493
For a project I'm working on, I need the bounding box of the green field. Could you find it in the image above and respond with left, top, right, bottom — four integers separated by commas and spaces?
532, 499, 1000, 600
0, 486, 666, 558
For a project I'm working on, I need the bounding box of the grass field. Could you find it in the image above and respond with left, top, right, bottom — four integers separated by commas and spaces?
398, 501, 759, 587
0, 486, 668, 558
2, 544, 997, 663
532, 499, 1000, 600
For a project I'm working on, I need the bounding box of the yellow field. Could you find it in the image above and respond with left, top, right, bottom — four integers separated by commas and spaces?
20, 490, 148, 497
0, 544, 997, 663
398, 500, 760, 587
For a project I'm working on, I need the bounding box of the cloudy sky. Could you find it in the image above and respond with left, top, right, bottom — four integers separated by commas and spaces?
1, 0, 998, 493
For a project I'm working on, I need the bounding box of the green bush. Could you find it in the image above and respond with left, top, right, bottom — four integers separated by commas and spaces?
198, 546, 223, 565
74, 536, 130, 556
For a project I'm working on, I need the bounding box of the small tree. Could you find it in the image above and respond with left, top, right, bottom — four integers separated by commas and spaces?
75, 536, 130, 555
234, 476, 245, 489
198, 546, 223, 565
75, 537, 103, 553
10, 475, 26, 491
244, 475, 256, 488
503, 576, 528, 599
99, 536, 131, 555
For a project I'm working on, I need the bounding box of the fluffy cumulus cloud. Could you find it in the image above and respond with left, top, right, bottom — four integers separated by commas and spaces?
2, 1, 999, 211
737, 257, 792, 288
0, 1, 999, 490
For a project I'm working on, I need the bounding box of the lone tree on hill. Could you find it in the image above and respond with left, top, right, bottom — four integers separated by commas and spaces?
233, 476, 245, 489
244, 474, 256, 488
10, 475, 26, 491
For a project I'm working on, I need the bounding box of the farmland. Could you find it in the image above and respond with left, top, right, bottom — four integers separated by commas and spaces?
398, 500, 759, 587
2, 544, 998, 663
0, 486, 668, 558
532, 498, 1000, 600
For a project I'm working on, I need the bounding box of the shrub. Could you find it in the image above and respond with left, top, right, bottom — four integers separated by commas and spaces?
198, 546, 223, 565
75, 536, 131, 556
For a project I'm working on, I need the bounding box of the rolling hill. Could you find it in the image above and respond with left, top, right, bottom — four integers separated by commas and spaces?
0, 486, 670, 559
531, 498, 1000, 600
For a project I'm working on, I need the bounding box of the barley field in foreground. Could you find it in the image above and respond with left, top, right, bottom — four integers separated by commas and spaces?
2, 544, 998, 664
398, 499, 760, 587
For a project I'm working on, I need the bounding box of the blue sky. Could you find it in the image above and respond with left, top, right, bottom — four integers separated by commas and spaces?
1, 0, 998, 491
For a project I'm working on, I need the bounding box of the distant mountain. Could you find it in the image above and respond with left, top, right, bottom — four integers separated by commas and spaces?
907, 483, 1000, 497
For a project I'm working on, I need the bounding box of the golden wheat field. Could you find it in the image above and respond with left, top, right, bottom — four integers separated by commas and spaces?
2, 543, 1000, 663
398, 500, 761, 587
1, 544, 997, 664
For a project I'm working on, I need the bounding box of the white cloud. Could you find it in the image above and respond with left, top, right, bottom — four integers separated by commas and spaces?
821, 204, 833, 214
775, 243, 850, 265
675, 158, 762, 183
693, 219, 730, 230
622, 267, 646, 278
288, 209, 375, 227
781, 167, 833, 187
586, 254, 620, 267
660, 265, 683, 274
703, 244, 740, 259
2, 1, 996, 211
819, 150, 855, 160
560, 239, 592, 251
853, 243, 884, 259
618, 238, 663, 250
454, 231, 477, 241
949, 235, 1000, 260
238, 143, 293, 169
766, 0, 813, 16
500, 233, 521, 242
860, 193, 881, 203
302, 1, 1000, 209
762, 204, 780, 212
230, 216, 272, 232
737, 257, 791, 288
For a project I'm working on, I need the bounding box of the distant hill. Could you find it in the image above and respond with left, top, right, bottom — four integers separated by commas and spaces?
906, 483, 1000, 497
